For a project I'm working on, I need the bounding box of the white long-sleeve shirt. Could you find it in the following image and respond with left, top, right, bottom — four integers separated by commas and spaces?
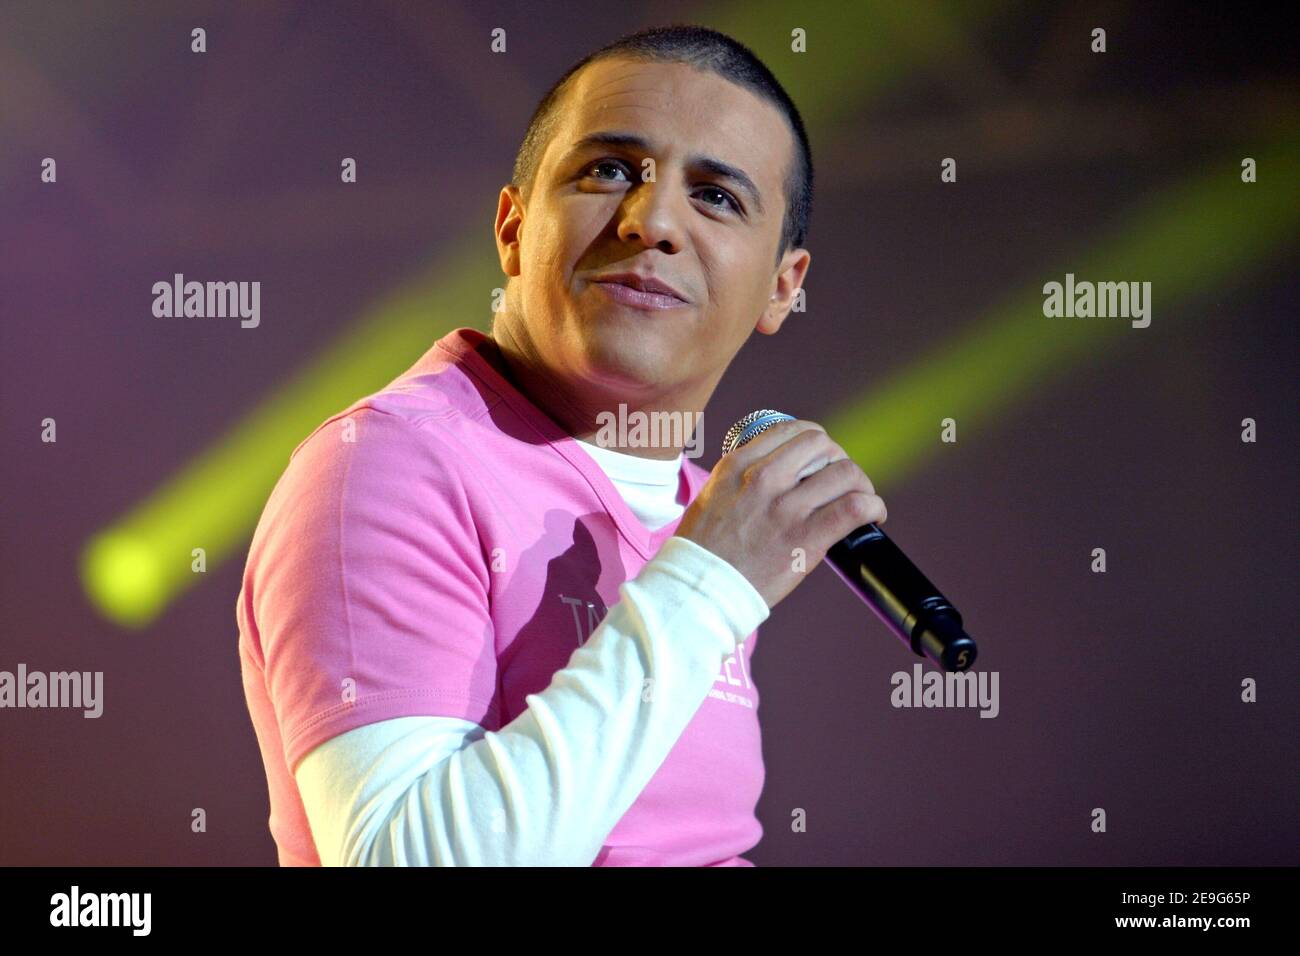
294, 441, 768, 865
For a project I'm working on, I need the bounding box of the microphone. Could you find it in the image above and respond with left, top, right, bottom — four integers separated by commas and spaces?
721, 410, 978, 673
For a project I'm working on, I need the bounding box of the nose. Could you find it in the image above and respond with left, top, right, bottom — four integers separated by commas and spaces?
616, 177, 686, 253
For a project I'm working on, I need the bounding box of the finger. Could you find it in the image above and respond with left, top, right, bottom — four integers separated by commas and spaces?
782, 458, 875, 514
793, 441, 852, 482
808, 490, 888, 544
727, 417, 822, 465
736, 428, 827, 501
763, 430, 863, 492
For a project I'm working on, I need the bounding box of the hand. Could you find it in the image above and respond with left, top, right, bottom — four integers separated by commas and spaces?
674, 419, 886, 609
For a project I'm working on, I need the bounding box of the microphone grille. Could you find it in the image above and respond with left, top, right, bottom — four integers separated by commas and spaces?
721, 409, 795, 456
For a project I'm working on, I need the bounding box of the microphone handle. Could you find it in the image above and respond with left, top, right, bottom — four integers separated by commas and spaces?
824, 523, 977, 672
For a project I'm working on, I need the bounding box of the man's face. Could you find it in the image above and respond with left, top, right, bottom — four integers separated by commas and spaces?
494, 56, 810, 408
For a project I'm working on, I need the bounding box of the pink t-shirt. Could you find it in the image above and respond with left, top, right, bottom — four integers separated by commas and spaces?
237, 326, 763, 866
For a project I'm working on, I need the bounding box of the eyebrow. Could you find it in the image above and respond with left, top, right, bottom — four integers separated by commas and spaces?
564, 130, 766, 215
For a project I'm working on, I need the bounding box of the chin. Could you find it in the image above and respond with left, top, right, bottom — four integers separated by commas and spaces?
574, 329, 672, 389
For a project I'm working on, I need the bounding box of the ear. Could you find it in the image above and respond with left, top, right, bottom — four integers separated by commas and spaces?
756, 247, 811, 335
495, 185, 525, 279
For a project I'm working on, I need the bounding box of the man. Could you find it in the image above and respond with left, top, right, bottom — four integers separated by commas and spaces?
237, 23, 885, 866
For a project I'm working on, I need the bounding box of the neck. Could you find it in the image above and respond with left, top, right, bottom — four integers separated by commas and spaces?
486, 319, 710, 461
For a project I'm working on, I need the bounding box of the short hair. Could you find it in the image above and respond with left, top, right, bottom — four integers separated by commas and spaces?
510, 24, 813, 267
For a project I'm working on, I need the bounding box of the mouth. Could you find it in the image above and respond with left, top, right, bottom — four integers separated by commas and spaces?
589, 273, 690, 311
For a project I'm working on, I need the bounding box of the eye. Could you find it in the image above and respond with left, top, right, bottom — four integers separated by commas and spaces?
587, 159, 632, 182
696, 185, 740, 213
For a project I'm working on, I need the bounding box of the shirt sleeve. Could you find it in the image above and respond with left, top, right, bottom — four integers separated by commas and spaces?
293, 533, 770, 866
250, 407, 502, 776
